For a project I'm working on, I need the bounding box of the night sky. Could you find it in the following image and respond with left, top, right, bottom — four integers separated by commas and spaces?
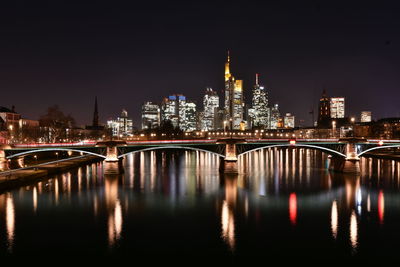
1, 1, 400, 127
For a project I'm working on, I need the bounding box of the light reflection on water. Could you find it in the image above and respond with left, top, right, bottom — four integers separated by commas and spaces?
0, 148, 398, 259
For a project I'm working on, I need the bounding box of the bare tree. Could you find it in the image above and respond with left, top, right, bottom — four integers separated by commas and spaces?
39, 105, 76, 142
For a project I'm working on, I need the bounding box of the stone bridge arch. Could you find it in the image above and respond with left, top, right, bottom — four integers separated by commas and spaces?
357, 144, 400, 157
236, 143, 347, 158
5, 147, 107, 159
117, 145, 226, 159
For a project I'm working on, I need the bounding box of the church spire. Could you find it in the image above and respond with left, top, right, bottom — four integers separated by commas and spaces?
255, 73, 259, 86
93, 96, 99, 127
225, 50, 231, 82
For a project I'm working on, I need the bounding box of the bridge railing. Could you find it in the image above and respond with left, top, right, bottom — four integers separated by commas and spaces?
12, 141, 97, 148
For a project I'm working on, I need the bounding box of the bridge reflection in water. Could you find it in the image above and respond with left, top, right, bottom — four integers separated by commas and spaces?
0, 147, 399, 259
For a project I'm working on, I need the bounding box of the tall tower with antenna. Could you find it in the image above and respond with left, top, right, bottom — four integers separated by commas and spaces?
223, 51, 244, 130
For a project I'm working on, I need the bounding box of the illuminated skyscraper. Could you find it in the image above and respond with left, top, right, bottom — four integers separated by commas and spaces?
141, 102, 160, 129
161, 95, 180, 127
248, 74, 270, 128
270, 103, 280, 129
107, 109, 133, 137
161, 94, 197, 131
181, 101, 197, 132
224, 51, 244, 129
202, 88, 219, 131
284, 113, 295, 128
330, 97, 345, 118
361, 111, 372, 122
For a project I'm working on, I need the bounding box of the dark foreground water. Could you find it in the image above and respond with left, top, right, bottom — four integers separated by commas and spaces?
0, 148, 400, 262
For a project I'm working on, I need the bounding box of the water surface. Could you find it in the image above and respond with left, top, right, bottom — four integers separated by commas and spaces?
0, 148, 399, 262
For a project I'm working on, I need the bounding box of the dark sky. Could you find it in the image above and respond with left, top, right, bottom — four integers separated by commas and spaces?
1, 0, 400, 127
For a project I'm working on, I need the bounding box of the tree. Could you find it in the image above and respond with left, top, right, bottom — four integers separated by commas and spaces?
39, 105, 76, 142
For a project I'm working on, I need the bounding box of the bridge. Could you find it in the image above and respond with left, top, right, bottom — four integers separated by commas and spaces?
1, 138, 400, 174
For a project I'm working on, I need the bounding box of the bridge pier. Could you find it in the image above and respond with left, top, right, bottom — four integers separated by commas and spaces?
329, 143, 360, 174
220, 142, 239, 174
104, 160, 124, 175
329, 157, 360, 174
103, 142, 124, 174
105, 146, 119, 162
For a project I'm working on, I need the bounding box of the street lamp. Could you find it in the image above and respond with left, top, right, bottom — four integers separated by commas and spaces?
8, 124, 13, 142
350, 117, 355, 137
55, 152, 59, 165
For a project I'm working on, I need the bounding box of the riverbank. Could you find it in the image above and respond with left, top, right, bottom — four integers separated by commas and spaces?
0, 155, 103, 192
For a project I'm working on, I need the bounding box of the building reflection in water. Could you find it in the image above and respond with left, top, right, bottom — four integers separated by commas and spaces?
104, 173, 123, 247
289, 193, 297, 226
33, 186, 37, 213
54, 178, 59, 205
6, 193, 15, 252
350, 210, 358, 251
378, 190, 384, 224
331, 200, 338, 239
221, 176, 237, 251
356, 187, 362, 216
0, 149, 399, 255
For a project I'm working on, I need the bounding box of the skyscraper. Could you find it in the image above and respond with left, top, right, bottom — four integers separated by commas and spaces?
318, 90, 331, 127
224, 51, 244, 130
330, 97, 345, 118
181, 101, 197, 132
270, 103, 280, 129
249, 74, 270, 129
202, 88, 219, 131
284, 113, 295, 128
161, 94, 197, 132
161, 95, 180, 127
141, 102, 160, 129
361, 111, 372, 122
107, 109, 133, 137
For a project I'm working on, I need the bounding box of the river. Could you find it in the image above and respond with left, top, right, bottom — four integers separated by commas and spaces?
0, 148, 399, 262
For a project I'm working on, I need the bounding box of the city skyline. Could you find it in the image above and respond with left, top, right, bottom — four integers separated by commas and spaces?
2, 1, 400, 261
1, 50, 394, 129
1, 1, 400, 126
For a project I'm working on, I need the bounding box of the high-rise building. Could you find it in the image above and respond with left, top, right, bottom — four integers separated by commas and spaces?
161, 95, 180, 127
277, 117, 284, 128
107, 109, 133, 137
197, 111, 204, 131
330, 97, 345, 118
181, 101, 197, 132
249, 74, 270, 129
361, 111, 372, 122
161, 94, 197, 131
284, 113, 295, 128
270, 103, 280, 129
141, 102, 160, 129
318, 90, 331, 127
201, 88, 219, 131
224, 51, 244, 129
214, 108, 225, 130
